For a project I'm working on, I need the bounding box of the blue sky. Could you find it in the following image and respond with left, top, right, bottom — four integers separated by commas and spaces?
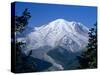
15, 2, 97, 28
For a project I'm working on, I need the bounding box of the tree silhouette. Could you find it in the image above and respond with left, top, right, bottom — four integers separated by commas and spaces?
77, 22, 97, 69
14, 9, 37, 73
15, 8, 31, 32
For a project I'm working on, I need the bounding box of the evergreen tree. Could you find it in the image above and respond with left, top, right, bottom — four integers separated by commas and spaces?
14, 9, 37, 72
77, 22, 97, 69
15, 42, 37, 72
15, 8, 31, 32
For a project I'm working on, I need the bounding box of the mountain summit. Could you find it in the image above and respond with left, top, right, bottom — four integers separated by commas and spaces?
17, 18, 89, 70
25, 18, 89, 51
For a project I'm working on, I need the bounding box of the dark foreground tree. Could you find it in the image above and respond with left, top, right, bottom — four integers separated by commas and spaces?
77, 22, 97, 69
14, 9, 37, 72
15, 8, 31, 32
15, 42, 37, 73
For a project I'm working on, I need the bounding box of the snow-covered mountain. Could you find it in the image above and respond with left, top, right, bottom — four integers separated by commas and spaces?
17, 18, 89, 70
25, 19, 89, 51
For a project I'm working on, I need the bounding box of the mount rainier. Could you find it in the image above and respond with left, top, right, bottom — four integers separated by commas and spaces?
17, 18, 89, 70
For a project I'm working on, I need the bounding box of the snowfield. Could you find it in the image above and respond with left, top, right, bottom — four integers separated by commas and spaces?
17, 18, 89, 70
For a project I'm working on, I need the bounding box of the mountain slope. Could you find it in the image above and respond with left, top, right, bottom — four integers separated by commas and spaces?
17, 18, 89, 70
25, 19, 88, 51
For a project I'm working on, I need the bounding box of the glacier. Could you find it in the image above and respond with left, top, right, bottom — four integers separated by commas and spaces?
17, 18, 89, 71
